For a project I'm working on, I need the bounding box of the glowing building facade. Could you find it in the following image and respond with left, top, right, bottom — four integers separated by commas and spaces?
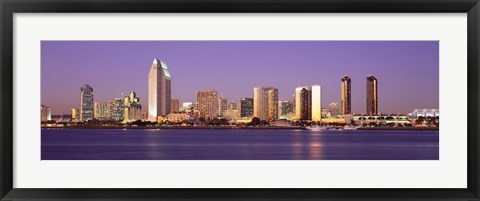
124, 91, 142, 121
40, 105, 51, 121
196, 89, 218, 119
366, 75, 378, 115
80, 84, 94, 121
329, 102, 340, 117
295, 86, 311, 120
341, 75, 352, 115
240, 98, 253, 117
71, 108, 79, 122
94, 102, 110, 120
148, 58, 171, 121
218, 97, 227, 117
253, 86, 278, 121
109, 98, 124, 121
311, 84, 322, 121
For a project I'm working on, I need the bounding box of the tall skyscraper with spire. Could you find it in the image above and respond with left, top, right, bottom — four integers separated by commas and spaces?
341, 75, 352, 115
148, 58, 171, 121
366, 75, 378, 115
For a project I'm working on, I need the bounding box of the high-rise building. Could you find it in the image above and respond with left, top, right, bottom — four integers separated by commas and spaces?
124, 91, 142, 121
218, 97, 227, 117
41, 105, 51, 121
278, 101, 293, 118
240, 98, 253, 117
80, 84, 94, 121
196, 89, 218, 119
228, 102, 238, 110
366, 75, 378, 115
71, 108, 79, 122
295, 86, 311, 120
329, 102, 340, 117
341, 75, 352, 115
94, 102, 110, 120
311, 84, 322, 121
109, 98, 124, 121
148, 58, 171, 121
170, 99, 180, 113
253, 86, 278, 121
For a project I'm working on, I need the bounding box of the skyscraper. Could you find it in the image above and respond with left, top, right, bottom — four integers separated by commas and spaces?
170, 99, 180, 113
218, 97, 227, 117
311, 84, 322, 121
109, 98, 124, 121
148, 58, 171, 121
196, 89, 218, 119
94, 102, 109, 120
329, 102, 340, 117
366, 75, 378, 115
253, 86, 278, 121
41, 105, 51, 121
278, 101, 293, 116
124, 91, 142, 121
341, 75, 352, 115
80, 84, 94, 121
295, 86, 311, 120
71, 108, 79, 122
240, 98, 253, 117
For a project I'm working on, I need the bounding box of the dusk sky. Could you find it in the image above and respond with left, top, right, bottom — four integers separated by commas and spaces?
41, 41, 439, 115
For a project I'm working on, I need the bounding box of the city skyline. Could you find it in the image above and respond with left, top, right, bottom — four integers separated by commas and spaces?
41, 41, 439, 115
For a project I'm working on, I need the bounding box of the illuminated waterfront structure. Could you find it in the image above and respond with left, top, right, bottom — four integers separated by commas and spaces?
253, 86, 278, 121
295, 86, 311, 120
94, 102, 110, 120
366, 75, 378, 115
170, 99, 180, 113
329, 102, 340, 117
218, 97, 227, 117
240, 98, 253, 117
341, 75, 351, 115
148, 58, 171, 121
124, 91, 142, 121
41, 105, 51, 121
80, 84, 94, 121
196, 89, 218, 119
311, 84, 322, 121
409, 109, 439, 117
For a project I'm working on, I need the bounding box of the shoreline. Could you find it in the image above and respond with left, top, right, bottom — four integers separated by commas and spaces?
41, 126, 438, 131
357, 127, 438, 131
41, 126, 307, 130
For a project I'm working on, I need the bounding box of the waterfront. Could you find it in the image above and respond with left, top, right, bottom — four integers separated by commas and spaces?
42, 129, 438, 160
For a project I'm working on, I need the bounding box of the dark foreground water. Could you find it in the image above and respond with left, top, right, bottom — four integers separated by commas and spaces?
41, 129, 439, 160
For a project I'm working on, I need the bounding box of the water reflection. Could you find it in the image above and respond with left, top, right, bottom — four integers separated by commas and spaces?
41, 128, 439, 160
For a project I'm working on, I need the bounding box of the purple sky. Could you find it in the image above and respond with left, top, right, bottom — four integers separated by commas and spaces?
41, 41, 439, 115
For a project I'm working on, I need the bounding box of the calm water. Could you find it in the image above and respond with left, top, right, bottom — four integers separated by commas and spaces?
41, 128, 439, 160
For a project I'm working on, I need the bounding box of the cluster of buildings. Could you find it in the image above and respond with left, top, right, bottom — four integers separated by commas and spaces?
41, 58, 437, 126
145, 58, 380, 123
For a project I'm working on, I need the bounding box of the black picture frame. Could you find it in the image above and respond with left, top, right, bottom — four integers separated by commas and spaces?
1, 0, 479, 200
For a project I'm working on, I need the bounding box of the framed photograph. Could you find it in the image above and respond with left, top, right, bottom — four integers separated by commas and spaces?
1, 0, 479, 200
